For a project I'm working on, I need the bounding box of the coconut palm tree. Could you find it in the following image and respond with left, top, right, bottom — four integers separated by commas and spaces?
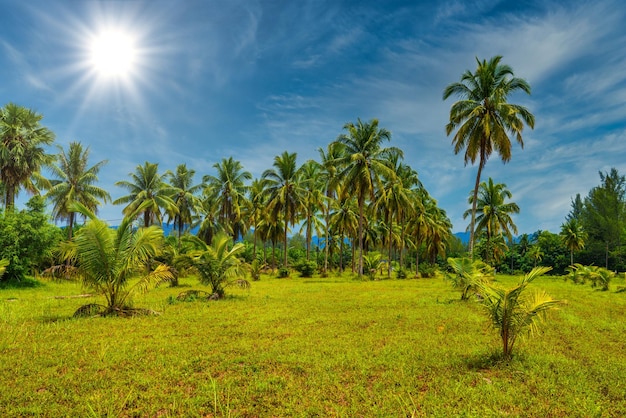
444, 56, 534, 257
333, 118, 401, 276
175, 233, 249, 298
317, 142, 344, 273
165, 164, 203, 241
464, 178, 519, 263
475, 266, 562, 359
59, 202, 174, 316
0, 103, 55, 208
194, 185, 223, 245
203, 157, 252, 241
330, 196, 358, 273
374, 156, 418, 277
527, 244, 543, 267
246, 178, 268, 261
114, 162, 178, 228
560, 218, 587, 265
298, 160, 325, 261
262, 151, 305, 268
45, 142, 110, 240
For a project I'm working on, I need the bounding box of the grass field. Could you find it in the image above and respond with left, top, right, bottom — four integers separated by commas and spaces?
1, 272, 625, 417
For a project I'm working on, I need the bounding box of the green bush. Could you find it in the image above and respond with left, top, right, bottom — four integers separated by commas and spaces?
278, 267, 290, 278
295, 260, 317, 278
0, 197, 63, 281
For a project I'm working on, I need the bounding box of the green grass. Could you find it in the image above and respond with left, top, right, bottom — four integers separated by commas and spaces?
1, 272, 625, 417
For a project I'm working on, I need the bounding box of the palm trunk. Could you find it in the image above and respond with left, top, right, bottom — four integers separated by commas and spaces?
306, 215, 311, 261
324, 198, 331, 273
283, 206, 289, 268
339, 234, 344, 272
358, 195, 365, 276
351, 238, 356, 273
388, 220, 393, 278
68, 212, 75, 240
469, 157, 486, 259
399, 214, 405, 271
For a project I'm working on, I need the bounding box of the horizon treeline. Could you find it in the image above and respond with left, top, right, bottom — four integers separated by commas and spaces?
1, 98, 624, 279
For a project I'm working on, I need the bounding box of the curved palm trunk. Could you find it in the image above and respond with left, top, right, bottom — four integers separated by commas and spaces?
469, 157, 486, 259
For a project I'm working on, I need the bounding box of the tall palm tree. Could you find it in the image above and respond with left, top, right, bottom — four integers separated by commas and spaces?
463, 178, 519, 263
560, 218, 587, 265
298, 160, 325, 261
246, 178, 268, 261
114, 162, 178, 227
262, 151, 305, 268
333, 118, 401, 276
318, 142, 344, 273
329, 196, 358, 273
194, 185, 223, 245
46, 142, 110, 240
165, 164, 203, 240
374, 156, 418, 276
0, 103, 55, 208
204, 157, 252, 241
444, 56, 534, 257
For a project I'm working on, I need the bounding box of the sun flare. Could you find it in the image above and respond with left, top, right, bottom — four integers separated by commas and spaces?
89, 30, 137, 78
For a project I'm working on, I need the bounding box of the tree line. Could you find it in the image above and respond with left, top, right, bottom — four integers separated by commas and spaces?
1, 54, 621, 285
0, 103, 456, 281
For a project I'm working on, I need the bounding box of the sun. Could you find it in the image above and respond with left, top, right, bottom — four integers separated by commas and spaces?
89, 30, 137, 78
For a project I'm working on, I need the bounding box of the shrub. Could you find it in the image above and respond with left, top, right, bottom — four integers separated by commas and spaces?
0, 197, 63, 281
278, 267, 290, 278
294, 260, 317, 278
566, 264, 614, 291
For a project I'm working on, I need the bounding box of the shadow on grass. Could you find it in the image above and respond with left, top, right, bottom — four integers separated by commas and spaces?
0, 277, 45, 290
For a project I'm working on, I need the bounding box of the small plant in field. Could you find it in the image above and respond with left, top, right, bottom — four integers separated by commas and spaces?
53, 202, 173, 317
475, 266, 564, 359
566, 263, 614, 291
396, 268, 407, 279
175, 233, 250, 298
446, 257, 494, 300
294, 260, 317, 278
363, 252, 386, 280
278, 267, 290, 278
249, 259, 264, 281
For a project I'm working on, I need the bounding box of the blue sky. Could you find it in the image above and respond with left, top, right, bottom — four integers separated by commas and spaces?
1, 0, 625, 234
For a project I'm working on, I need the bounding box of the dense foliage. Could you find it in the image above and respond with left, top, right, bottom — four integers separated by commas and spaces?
0, 196, 63, 281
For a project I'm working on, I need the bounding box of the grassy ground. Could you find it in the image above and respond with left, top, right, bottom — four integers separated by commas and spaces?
1, 271, 625, 417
